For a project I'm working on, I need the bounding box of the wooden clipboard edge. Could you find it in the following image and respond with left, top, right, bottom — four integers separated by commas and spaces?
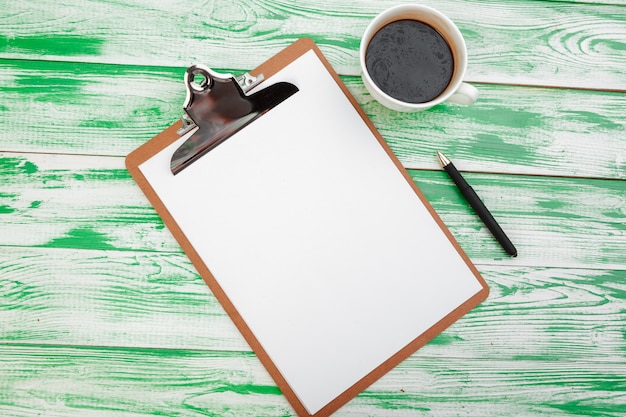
125, 37, 489, 417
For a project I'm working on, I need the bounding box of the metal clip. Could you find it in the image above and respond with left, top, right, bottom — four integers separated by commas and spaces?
237, 72, 264, 93
176, 71, 264, 136
170, 65, 298, 175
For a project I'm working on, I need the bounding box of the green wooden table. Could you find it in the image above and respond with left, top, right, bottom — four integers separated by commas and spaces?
1, 0, 625, 415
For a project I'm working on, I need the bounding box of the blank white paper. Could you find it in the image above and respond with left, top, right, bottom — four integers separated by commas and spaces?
139, 49, 483, 415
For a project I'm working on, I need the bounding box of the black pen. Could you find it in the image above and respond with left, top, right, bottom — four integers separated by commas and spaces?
436, 151, 517, 257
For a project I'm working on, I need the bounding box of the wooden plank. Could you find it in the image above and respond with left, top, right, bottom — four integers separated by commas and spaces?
1, 61, 625, 179
2, 1, 623, 416
1, 152, 624, 268
411, 169, 626, 269
542, 0, 625, 4
364, 81, 626, 178
0, 344, 623, 417
0, 60, 183, 156
0, 152, 164, 252
0, 1, 625, 89
1, 245, 625, 361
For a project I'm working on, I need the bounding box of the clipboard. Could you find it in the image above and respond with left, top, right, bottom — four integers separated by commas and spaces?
126, 38, 489, 417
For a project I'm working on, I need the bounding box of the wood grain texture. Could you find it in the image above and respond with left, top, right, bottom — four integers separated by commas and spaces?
2, 0, 626, 415
1, 152, 624, 268
0, 344, 623, 417
0, 60, 182, 156
1, 60, 625, 179
411, 170, 626, 269
0, 0, 625, 89
1, 246, 625, 363
369, 82, 626, 179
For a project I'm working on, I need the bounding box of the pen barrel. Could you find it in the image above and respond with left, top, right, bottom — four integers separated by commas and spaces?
444, 164, 517, 257
443, 164, 471, 190
462, 187, 517, 256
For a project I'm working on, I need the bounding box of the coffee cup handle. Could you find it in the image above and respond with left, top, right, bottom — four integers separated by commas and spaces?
447, 82, 479, 105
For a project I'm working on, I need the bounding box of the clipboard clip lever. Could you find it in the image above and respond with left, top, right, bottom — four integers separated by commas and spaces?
176, 72, 263, 136
170, 65, 298, 175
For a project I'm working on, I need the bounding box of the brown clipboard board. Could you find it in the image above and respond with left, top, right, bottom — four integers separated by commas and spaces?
126, 38, 489, 417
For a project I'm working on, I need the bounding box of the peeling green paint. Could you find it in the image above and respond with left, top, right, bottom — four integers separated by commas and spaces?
83, 169, 131, 181
40, 227, 116, 250
458, 105, 545, 129
561, 110, 624, 130
0, 157, 39, 175
537, 199, 568, 210
0, 34, 104, 56
550, 400, 625, 416
591, 38, 626, 53
0, 3, 625, 416
429, 333, 465, 346
209, 384, 282, 396
78, 119, 128, 129
473, 133, 530, 163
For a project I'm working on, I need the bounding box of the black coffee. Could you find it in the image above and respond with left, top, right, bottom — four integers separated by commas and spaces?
365, 19, 454, 104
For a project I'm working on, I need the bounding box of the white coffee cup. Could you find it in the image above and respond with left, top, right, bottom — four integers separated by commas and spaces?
360, 4, 478, 112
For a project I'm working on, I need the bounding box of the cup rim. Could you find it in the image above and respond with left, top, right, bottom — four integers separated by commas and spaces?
359, 4, 468, 110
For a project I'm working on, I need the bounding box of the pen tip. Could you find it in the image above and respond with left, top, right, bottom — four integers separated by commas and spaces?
436, 151, 450, 167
